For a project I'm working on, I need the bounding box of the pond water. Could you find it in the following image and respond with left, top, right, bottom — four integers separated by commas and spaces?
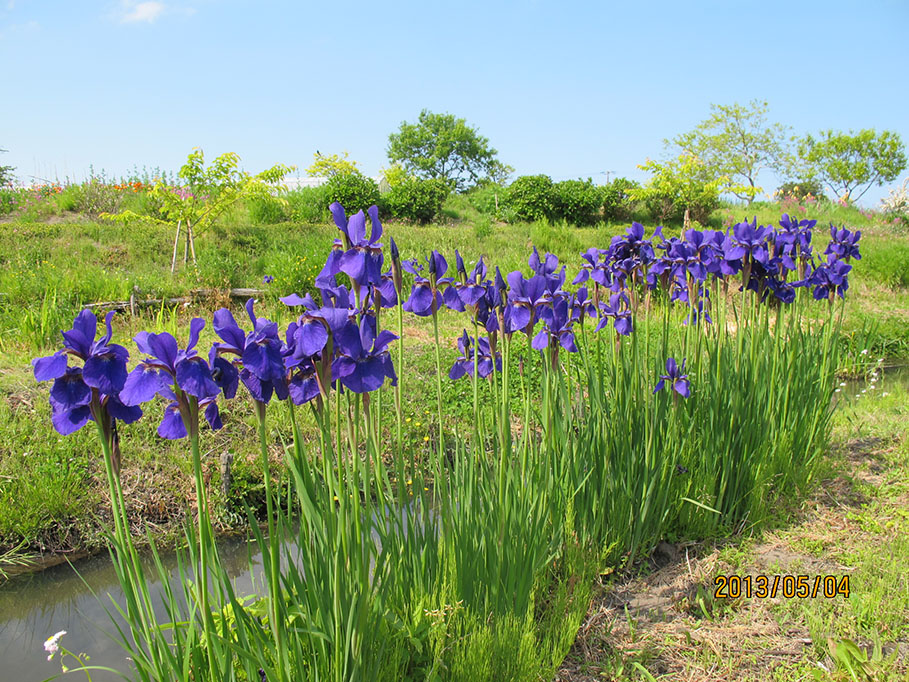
837, 363, 909, 404
0, 534, 267, 681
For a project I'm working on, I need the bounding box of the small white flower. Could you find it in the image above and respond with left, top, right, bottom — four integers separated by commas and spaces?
861, 389, 867, 394
861, 349, 869, 355
44, 630, 66, 661
882, 392, 890, 397
839, 382, 847, 387
835, 388, 841, 393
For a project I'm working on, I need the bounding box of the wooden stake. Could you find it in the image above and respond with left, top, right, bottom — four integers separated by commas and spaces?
171, 219, 182, 273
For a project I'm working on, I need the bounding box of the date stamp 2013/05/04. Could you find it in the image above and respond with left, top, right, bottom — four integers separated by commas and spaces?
714, 574, 850, 600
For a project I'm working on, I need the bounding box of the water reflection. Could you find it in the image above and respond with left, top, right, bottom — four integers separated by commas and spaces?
0, 534, 264, 681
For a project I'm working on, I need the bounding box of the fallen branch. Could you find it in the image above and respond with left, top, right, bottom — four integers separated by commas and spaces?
81, 288, 266, 313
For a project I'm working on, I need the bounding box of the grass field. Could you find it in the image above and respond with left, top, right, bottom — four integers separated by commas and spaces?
0, 194, 907, 679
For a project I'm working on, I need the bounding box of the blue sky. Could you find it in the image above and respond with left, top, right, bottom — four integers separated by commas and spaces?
2, 0, 907, 206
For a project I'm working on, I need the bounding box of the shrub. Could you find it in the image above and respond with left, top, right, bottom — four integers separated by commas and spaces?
287, 186, 329, 223
248, 196, 289, 224
505, 175, 555, 222
552, 178, 601, 226
601, 178, 639, 222
0, 187, 21, 215
71, 179, 123, 217
385, 177, 450, 224
630, 155, 724, 224
465, 183, 506, 217
880, 177, 909, 231
777, 179, 825, 202
322, 172, 380, 215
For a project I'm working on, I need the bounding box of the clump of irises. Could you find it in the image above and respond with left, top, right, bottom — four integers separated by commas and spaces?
34, 207, 861, 449
31, 204, 860, 681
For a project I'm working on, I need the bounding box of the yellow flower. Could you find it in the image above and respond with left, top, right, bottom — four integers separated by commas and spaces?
423, 436, 430, 442
405, 417, 412, 423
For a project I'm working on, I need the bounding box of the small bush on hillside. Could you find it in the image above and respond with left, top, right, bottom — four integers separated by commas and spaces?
777, 179, 825, 202
249, 196, 289, 224
552, 178, 601, 226
466, 183, 506, 217
601, 178, 639, 222
71, 180, 123, 217
323, 172, 379, 215
505, 175, 555, 222
287, 186, 329, 223
631, 155, 724, 224
385, 177, 451, 224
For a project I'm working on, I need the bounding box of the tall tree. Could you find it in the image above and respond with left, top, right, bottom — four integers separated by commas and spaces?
798, 129, 906, 202
387, 110, 511, 191
669, 100, 791, 205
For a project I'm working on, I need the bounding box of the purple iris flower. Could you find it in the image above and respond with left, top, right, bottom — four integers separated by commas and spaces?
608, 222, 662, 263
609, 257, 640, 292
403, 251, 448, 316
533, 298, 578, 353
594, 293, 633, 336
529, 247, 559, 277
445, 256, 489, 312
331, 316, 398, 393
570, 287, 597, 323
281, 286, 355, 362
653, 357, 691, 398
285, 351, 322, 406
120, 318, 222, 438
376, 269, 398, 307
476, 284, 501, 333
573, 248, 611, 287
156, 386, 221, 439
449, 331, 501, 379
705, 232, 741, 279
804, 256, 852, 301
825, 224, 861, 262
210, 299, 289, 404
328, 203, 385, 287
763, 277, 797, 304
32, 310, 141, 438
777, 214, 815, 269
505, 272, 550, 334
728, 219, 772, 266
263, 275, 274, 285
529, 248, 567, 295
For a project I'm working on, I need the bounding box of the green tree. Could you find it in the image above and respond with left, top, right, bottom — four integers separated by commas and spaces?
0, 147, 14, 186
387, 109, 512, 191
669, 100, 791, 205
629, 154, 737, 224
104, 148, 293, 271
798, 129, 907, 202
305, 150, 359, 178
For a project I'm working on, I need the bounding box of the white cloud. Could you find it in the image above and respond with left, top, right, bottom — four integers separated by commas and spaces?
119, 1, 166, 24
